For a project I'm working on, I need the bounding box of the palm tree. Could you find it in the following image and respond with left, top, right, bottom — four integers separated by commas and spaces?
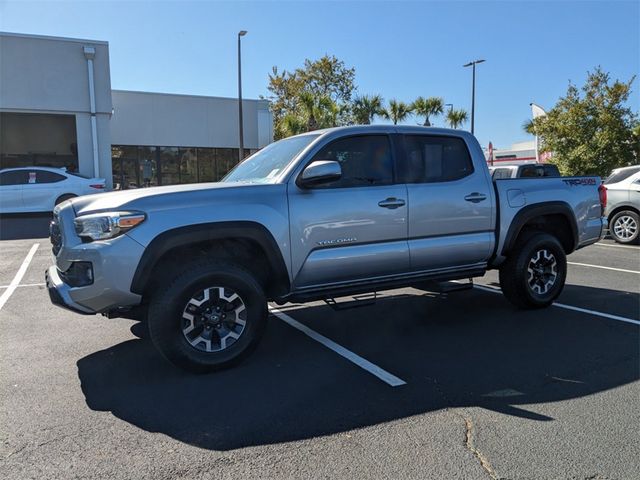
446, 108, 469, 129
522, 119, 536, 135
383, 99, 413, 125
412, 96, 444, 126
352, 94, 385, 124
282, 113, 307, 137
297, 91, 339, 131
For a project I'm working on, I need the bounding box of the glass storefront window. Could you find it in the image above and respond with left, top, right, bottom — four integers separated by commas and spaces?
216, 148, 239, 180
179, 148, 198, 184
139, 146, 158, 187
197, 148, 216, 182
159, 147, 179, 185
112, 145, 253, 187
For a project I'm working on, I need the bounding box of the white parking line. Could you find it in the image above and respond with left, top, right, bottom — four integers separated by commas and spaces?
594, 242, 640, 250
269, 307, 407, 387
0, 282, 45, 289
474, 284, 640, 326
0, 243, 40, 311
568, 262, 640, 274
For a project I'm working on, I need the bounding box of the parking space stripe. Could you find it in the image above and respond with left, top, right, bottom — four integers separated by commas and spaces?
0, 282, 45, 290
0, 243, 40, 311
567, 262, 640, 274
269, 307, 407, 387
474, 284, 640, 326
594, 242, 640, 250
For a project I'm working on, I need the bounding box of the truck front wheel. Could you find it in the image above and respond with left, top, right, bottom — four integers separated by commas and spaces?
147, 259, 268, 373
499, 232, 567, 309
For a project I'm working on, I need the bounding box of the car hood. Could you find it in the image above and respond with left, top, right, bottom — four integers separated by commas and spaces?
70, 182, 267, 216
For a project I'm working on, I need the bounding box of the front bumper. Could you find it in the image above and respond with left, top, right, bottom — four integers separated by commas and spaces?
45, 266, 95, 315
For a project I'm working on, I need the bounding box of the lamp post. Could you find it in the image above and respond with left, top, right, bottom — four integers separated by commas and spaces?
463, 59, 485, 134
237, 30, 247, 162
445, 103, 453, 113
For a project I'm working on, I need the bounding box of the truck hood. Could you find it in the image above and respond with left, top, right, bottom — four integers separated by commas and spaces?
71, 182, 266, 217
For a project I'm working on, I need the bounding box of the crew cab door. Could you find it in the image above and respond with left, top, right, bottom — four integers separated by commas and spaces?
288, 134, 410, 290
400, 134, 494, 271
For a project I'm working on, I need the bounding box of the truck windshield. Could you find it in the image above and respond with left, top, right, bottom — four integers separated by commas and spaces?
222, 134, 319, 184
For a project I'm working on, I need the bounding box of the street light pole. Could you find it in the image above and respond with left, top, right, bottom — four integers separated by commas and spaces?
237, 30, 247, 162
463, 59, 485, 134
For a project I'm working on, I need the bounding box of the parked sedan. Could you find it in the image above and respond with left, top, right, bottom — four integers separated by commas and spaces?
0, 167, 106, 213
604, 168, 640, 244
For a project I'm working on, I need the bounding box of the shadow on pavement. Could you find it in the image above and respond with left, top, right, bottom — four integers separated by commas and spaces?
0, 213, 52, 240
77, 285, 639, 451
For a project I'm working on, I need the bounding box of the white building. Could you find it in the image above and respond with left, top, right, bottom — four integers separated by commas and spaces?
485, 140, 537, 165
0, 32, 273, 189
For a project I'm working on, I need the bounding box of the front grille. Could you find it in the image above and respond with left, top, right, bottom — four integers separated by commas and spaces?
50, 215, 62, 255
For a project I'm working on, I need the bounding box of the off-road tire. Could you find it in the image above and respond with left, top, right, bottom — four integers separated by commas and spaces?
499, 232, 567, 309
147, 259, 268, 373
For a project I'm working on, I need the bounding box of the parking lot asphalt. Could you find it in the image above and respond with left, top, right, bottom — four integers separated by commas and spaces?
0, 221, 638, 479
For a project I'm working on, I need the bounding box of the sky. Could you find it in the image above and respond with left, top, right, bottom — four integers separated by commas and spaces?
1, 0, 638, 149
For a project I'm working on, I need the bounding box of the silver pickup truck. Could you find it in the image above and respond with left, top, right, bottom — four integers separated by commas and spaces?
46, 126, 606, 372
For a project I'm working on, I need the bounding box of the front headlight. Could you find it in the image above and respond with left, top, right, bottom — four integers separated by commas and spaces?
74, 211, 146, 241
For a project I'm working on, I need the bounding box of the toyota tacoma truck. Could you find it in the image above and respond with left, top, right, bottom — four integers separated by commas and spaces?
46, 126, 606, 372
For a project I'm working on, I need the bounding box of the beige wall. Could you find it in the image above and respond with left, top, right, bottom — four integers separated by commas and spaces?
0, 33, 112, 114
110, 90, 272, 150
0, 32, 113, 185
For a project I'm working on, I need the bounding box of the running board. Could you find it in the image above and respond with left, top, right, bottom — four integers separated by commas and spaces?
412, 278, 474, 294
324, 292, 377, 311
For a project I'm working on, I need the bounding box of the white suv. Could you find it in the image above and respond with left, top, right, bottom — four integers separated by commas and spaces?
0, 167, 106, 213
604, 167, 640, 244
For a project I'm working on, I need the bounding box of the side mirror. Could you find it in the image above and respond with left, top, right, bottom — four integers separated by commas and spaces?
299, 160, 342, 187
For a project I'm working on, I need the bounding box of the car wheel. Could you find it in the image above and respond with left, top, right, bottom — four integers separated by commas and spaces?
609, 210, 640, 245
55, 194, 76, 206
499, 232, 567, 309
147, 259, 268, 373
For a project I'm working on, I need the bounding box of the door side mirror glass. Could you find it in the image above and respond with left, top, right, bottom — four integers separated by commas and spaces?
299, 160, 342, 187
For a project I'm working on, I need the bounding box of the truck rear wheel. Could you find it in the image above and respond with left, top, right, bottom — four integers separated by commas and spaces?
499, 232, 567, 309
147, 259, 268, 373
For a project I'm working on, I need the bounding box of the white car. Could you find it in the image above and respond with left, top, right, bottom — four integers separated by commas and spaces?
604, 167, 640, 244
0, 167, 106, 213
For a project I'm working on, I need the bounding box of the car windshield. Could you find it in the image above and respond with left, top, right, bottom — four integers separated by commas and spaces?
604, 166, 640, 184
222, 134, 319, 184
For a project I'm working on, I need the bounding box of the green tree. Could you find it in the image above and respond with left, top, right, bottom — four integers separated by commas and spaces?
352, 94, 385, 124
267, 55, 356, 139
383, 99, 413, 125
446, 108, 468, 129
528, 67, 639, 177
412, 96, 444, 126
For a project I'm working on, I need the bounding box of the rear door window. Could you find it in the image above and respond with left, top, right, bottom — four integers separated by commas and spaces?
401, 135, 474, 183
32, 170, 67, 184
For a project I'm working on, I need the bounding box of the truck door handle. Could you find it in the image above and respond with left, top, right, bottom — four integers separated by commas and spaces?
378, 197, 406, 209
464, 193, 487, 203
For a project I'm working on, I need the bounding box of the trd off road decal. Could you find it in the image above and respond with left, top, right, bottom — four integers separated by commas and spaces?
562, 178, 597, 186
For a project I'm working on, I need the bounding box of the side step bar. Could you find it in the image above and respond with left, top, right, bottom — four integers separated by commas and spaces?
324, 292, 377, 311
